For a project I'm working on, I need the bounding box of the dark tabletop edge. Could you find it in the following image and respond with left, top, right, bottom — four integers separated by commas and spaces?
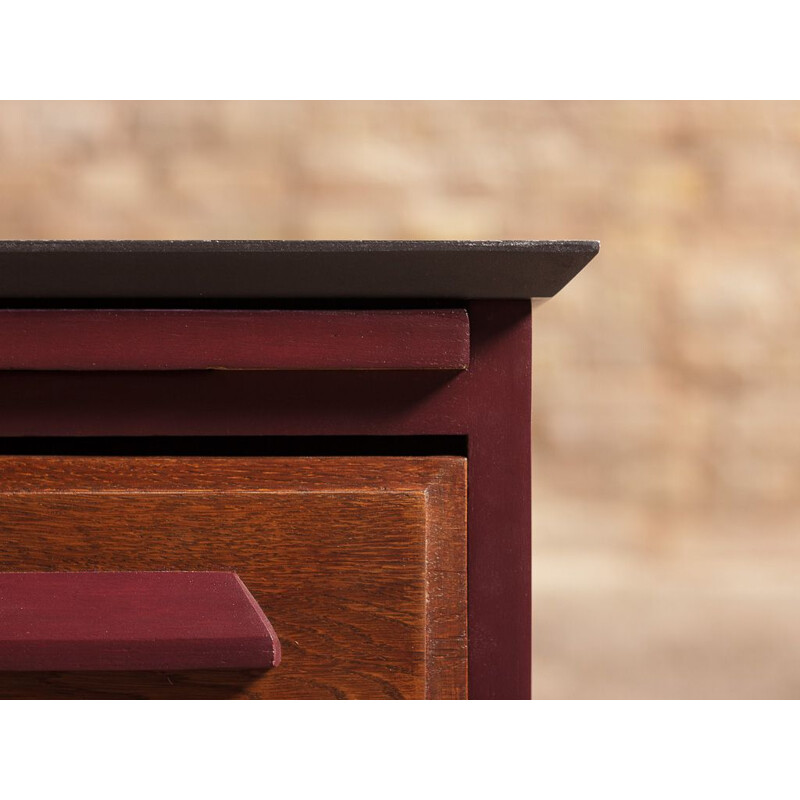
0, 240, 599, 299
0, 239, 600, 254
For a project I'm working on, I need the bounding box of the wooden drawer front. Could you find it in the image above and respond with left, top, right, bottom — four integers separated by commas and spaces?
0, 456, 466, 700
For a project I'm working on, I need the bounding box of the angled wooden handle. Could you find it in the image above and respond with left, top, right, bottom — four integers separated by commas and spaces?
0, 309, 470, 371
0, 571, 281, 671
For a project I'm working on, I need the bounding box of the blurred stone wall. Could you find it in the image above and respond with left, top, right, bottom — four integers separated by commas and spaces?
1, 101, 798, 697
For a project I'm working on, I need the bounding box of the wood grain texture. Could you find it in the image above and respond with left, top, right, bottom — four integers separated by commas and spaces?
0, 240, 599, 299
0, 309, 469, 371
0, 300, 532, 698
0, 456, 466, 699
0, 571, 280, 671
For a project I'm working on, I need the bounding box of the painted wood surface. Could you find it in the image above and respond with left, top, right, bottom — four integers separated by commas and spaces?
0, 300, 531, 699
0, 309, 469, 371
465, 302, 531, 699
0, 239, 598, 299
0, 571, 280, 671
0, 456, 467, 699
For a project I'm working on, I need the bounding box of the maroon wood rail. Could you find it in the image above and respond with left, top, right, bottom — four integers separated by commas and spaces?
0, 309, 469, 371
0, 571, 281, 671
0, 301, 530, 698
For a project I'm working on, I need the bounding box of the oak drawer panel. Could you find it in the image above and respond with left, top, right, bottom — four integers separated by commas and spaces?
0, 456, 467, 699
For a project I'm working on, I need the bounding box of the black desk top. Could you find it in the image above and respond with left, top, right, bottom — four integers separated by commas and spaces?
0, 240, 598, 300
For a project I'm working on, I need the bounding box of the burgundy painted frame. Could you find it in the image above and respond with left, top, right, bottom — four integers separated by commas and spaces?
0, 300, 531, 699
0, 309, 469, 371
0, 571, 281, 672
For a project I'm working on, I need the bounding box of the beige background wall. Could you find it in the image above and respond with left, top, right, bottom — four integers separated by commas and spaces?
1, 101, 798, 697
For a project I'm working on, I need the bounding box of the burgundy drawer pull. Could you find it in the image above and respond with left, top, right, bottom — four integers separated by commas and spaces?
0, 309, 470, 371
0, 571, 281, 672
